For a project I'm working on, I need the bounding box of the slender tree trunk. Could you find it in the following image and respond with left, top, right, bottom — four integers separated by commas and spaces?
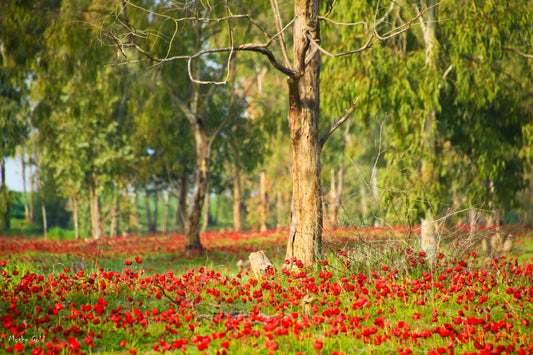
153, 190, 159, 232
259, 172, 268, 232
176, 174, 188, 234
42, 202, 48, 240
163, 189, 170, 234
285, 0, 322, 266
29, 160, 34, 220
73, 197, 79, 240
487, 180, 500, 227
131, 191, 140, 232
233, 165, 243, 231
144, 189, 154, 232
110, 190, 119, 238
420, 0, 439, 254
276, 190, 283, 229
185, 121, 209, 251
89, 182, 102, 239
326, 166, 343, 229
20, 151, 30, 222
360, 185, 368, 219
0, 158, 4, 188
121, 188, 130, 236
371, 166, 379, 226
0, 159, 9, 230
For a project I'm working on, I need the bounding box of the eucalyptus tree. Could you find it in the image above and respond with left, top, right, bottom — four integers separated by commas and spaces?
31, 0, 139, 239
322, 0, 532, 230
110, 1, 254, 250
438, 0, 532, 221
109, 0, 421, 265
0, 0, 61, 230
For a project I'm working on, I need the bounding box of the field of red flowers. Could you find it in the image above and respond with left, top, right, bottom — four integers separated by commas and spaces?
1, 226, 532, 354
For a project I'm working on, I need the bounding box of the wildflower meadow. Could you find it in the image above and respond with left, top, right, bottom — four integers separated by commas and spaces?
1, 226, 532, 354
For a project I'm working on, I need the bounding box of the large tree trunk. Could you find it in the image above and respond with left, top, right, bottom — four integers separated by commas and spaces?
285, 0, 322, 266
201, 188, 210, 234
176, 174, 188, 234
233, 165, 243, 231
185, 121, 209, 251
259, 172, 268, 232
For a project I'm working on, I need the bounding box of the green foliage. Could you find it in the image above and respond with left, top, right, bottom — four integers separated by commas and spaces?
321, 0, 532, 224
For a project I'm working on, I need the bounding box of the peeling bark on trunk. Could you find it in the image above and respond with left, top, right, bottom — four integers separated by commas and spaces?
285, 0, 322, 266
259, 172, 268, 232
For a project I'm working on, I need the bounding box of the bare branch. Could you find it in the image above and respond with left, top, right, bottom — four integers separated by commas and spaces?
322, 0, 338, 18
503, 47, 533, 59
374, 0, 447, 41
517, 51, 533, 59
123, 0, 272, 40
442, 64, 453, 80
374, 1, 396, 27
320, 97, 359, 150
124, 40, 296, 78
162, 76, 197, 124
306, 33, 374, 58
270, 0, 291, 68
318, 17, 367, 29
